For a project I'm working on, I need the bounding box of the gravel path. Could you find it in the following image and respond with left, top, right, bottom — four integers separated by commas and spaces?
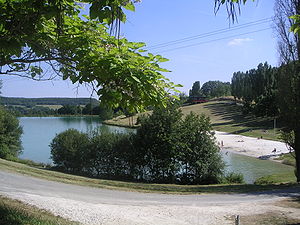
1, 170, 300, 225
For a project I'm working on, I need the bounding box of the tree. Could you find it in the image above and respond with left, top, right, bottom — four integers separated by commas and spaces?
0, 106, 23, 159
201, 81, 231, 98
135, 105, 224, 184
82, 103, 94, 115
189, 81, 202, 97
274, 0, 300, 181
92, 105, 114, 120
135, 105, 182, 182
82, 103, 114, 120
50, 129, 90, 172
57, 105, 80, 115
87, 130, 134, 179
178, 112, 224, 184
0, 80, 23, 158
177, 92, 189, 105
230, 62, 280, 117
0, 0, 252, 113
0, 0, 180, 112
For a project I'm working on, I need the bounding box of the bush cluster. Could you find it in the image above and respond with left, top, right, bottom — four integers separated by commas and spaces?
51, 106, 226, 185
0, 107, 23, 159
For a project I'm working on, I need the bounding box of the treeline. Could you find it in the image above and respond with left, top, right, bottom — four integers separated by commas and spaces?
0, 97, 99, 107
50, 106, 241, 185
6, 105, 57, 117
7, 103, 117, 120
231, 61, 300, 180
57, 104, 116, 120
231, 62, 278, 117
188, 81, 231, 99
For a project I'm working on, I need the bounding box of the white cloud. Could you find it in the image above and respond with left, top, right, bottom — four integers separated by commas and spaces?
228, 38, 253, 46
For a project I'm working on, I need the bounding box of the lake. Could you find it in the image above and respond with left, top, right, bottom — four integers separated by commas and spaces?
19, 117, 294, 184
19, 117, 132, 164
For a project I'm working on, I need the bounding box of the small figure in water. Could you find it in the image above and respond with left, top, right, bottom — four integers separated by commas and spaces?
272, 148, 277, 153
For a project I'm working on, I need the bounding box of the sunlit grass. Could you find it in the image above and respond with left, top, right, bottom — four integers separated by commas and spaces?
0, 158, 298, 195
104, 100, 282, 141
274, 153, 296, 166
0, 195, 78, 225
255, 172, 297, 185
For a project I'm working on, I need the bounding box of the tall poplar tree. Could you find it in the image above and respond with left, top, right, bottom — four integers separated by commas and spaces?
274, 0, 300, 181
189, 81, 202, 97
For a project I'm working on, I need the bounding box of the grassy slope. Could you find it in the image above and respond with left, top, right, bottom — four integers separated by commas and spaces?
274, 153, 296, 166
0, 158, 298, 195
0, 196, 79, 225
105, 100, 281, 140
36, 104, 63, 110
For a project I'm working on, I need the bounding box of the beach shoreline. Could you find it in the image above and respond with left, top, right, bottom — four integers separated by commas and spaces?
214, 131, 292, 159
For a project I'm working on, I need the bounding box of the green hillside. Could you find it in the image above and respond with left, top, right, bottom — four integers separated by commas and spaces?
104, 100, 281, 140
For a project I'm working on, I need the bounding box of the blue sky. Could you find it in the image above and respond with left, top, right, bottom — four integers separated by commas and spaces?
1, 0, 277, 98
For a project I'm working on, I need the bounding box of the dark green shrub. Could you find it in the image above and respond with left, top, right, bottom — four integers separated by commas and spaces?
135, 105, 182, 183
50, 129, 90, 172
50, 106, 225, 185
254, 175, 277, 185
0, 107, 23, 159
136, 107, 225, 184
223, 172, 244, 184
88, 130, 133, 179
178, 112, 224, 184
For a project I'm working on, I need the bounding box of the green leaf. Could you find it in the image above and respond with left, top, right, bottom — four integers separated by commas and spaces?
123, 2, 135, 11
158, 57, 169, 63
132, 76, 141, 83
174, 84, 183, 88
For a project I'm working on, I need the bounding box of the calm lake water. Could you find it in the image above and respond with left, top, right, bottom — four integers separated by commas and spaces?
19, 117, 132, 164
19, 117, 294, 184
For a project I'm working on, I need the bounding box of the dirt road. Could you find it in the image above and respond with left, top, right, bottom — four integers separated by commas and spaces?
1, 170, 300, 224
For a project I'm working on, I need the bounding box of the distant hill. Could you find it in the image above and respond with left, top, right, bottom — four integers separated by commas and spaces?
0, 97, 99, 107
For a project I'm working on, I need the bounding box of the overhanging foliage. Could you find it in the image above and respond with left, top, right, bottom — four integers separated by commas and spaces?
0, 0, 181, 111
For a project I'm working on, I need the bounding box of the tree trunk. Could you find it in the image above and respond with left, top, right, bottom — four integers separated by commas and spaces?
295, 0, 300, 183
295, 129, 300, 182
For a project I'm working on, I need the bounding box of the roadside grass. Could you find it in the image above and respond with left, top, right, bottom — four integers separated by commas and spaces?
255, 172, 297, 185
5, 155, 51, 168
274, 153, 296, 166
0, 195, 78, 225
239, 212, 300, 225
0, 158, 298, 195
104, 100, 282, 141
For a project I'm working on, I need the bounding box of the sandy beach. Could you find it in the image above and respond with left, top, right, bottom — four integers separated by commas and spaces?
214, 131, 292, 159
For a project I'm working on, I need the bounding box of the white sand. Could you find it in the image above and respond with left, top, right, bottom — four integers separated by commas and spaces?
214, 131, 292, 159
